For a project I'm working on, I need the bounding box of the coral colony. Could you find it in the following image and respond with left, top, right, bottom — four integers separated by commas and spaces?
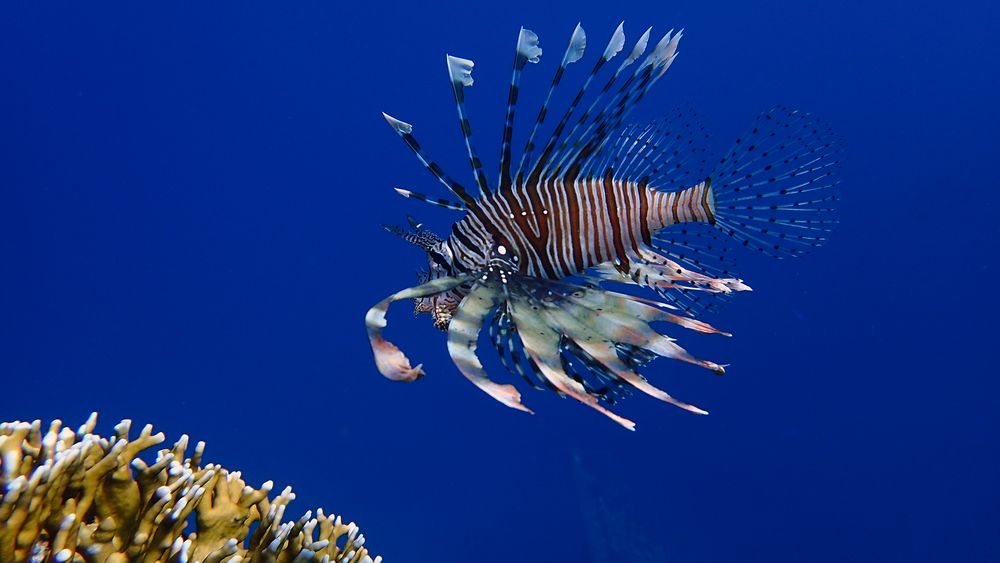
0, 414, 381, 563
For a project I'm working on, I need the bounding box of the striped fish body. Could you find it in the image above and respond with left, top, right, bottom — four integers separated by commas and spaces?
449, 178, 714, 279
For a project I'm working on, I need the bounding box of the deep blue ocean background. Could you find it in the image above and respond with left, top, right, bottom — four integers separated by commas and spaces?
2, 2, 997, 561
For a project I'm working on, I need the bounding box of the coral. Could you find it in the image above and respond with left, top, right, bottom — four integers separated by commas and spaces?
0, 414, 382, 563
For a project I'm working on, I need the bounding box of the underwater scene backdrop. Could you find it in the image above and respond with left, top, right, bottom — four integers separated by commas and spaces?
2, 1, 997, 561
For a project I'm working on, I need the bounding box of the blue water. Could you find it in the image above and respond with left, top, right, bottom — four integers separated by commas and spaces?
2, 2, 997, 562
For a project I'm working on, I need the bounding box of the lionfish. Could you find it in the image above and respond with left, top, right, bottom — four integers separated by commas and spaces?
365, 23, 839, 429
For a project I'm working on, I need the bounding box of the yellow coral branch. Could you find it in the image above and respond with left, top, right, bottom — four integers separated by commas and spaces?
0, 414, 383, 563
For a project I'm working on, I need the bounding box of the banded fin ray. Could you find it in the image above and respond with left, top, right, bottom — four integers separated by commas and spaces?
551, 29, 674, 180
498, 27, 543, 190
533, 22, 627, 183
605, 109, 711, 189
574, 31, 684, 179
382, 219, 443, 250
447, 55, 492, 195
548, 27, 653, 179
393, 187, 467, 211
513, 23, 587, 185
381, 113, 477, 206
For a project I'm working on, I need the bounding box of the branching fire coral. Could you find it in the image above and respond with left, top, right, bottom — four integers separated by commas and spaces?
0, 414, 382, 563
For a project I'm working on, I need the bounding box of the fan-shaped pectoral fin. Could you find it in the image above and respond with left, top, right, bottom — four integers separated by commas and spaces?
447, 282, 533, 413
540, 304, 709, 415
508, 295, 636, 430
366, 274, 473, 382
560, 288, 727, 374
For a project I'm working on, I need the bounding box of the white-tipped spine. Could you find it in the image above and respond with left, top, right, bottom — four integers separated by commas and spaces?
381, 112, 412, 135
650, 29, 676, 66
650, 30, 682, 79
622, 26, 652, 68
446, 55, 475, 87
517, 27, 542, 63
603, 22, 626, 61
563, 23, 586, 64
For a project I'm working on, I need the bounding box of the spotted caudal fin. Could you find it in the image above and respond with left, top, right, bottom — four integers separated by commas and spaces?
709, 107, 841, 258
